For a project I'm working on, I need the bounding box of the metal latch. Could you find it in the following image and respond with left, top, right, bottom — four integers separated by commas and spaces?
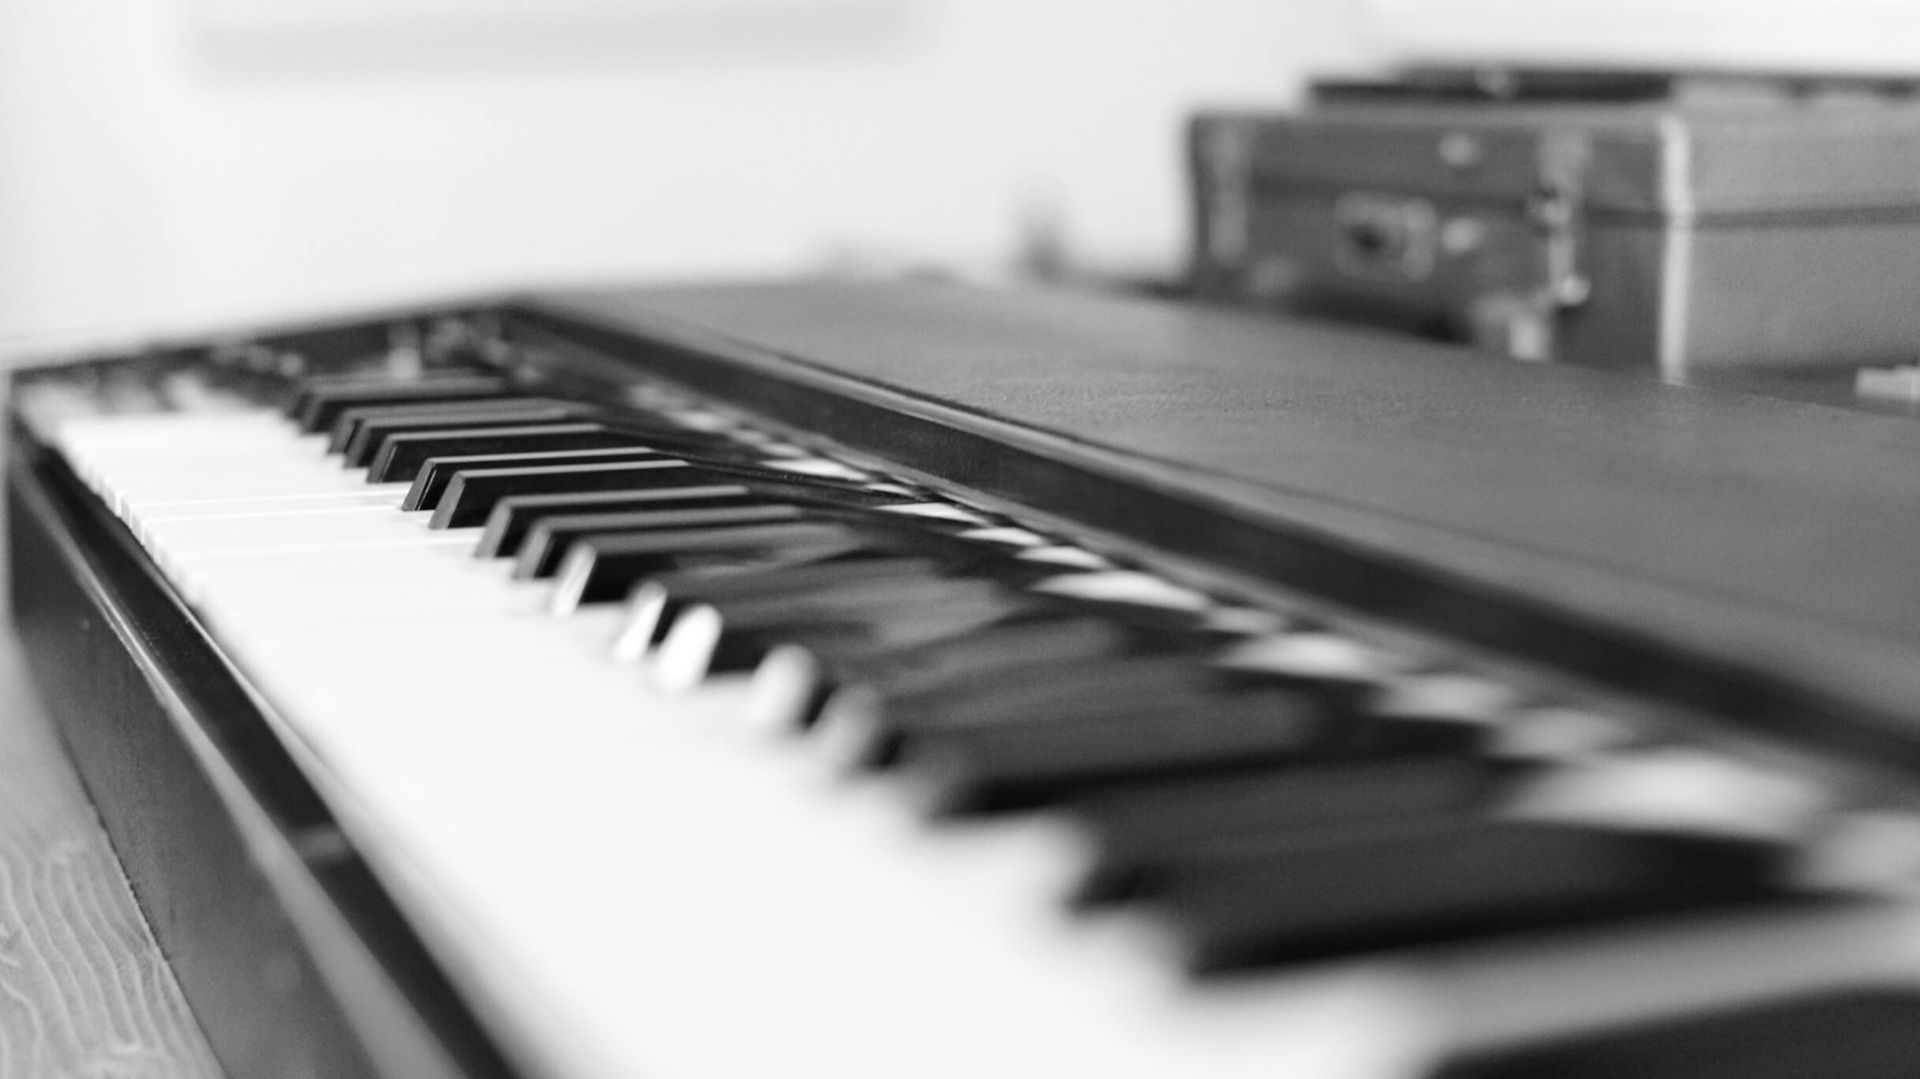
1529, 132, 1593, 309
1333, 191, 1439, 282
1198, 119, 1255, 267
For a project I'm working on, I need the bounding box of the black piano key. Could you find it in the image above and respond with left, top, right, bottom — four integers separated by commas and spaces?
403, 448, 673, 512
290, 374, 510, 433
327, 392, 578, 440
910, 544, 1137, 590
1011, 576, 1237, 635
475, 486, 759, 558
1214, 643, 1525, 757
511, 503, 957, 579
622, 556, 960, 658
935, 650, 1231, 714
330, 390, 738, 463
366, 423, 644, 484
1434, 990, 1920, 1079
894, 688, 1352, 812
608, 515, 1084, 592
583, 499, 1029, 583
434, 461, 706, 529
431, 462, 924, 530
1152, 820, 1787, 973
829, 654, 1280, 770
761, 615, 1182, 733
477, 487, 962, 561
629, 455, 935, 500
1070, 756, 1511, 904
548, 522, 869, 611
330, 397, 583, 455
652, 578, 1014, 688
512, 504, 813, 578
752, 614, 1144, 729
337, 401, 589, 464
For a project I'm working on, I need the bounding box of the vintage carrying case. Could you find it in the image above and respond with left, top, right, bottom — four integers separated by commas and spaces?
1191, 73, 1920, 373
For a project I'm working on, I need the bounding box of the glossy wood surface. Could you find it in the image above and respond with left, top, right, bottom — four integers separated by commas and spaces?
535, 280, 1920, 745
0, 373, 218, 1077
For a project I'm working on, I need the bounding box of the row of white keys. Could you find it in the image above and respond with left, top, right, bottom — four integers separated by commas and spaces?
57, 408, 1452, 1079
51, 406, 1920, 1079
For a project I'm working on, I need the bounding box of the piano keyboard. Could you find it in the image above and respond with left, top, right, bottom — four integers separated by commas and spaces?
15, 283, 1920, 1079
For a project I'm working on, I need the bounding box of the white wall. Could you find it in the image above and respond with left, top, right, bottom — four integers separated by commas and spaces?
1370, 0, 1920, 73
0, 0, 1367, 349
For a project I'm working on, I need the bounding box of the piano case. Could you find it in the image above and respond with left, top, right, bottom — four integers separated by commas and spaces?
18, 282, 1920, 1079
1190, 75, 1920, 373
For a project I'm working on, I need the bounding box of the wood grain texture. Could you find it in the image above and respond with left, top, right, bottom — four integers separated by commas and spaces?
0, 414, 221, 1079
0, 637, 222, 1079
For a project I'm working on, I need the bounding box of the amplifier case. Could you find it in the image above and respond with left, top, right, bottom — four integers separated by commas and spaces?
1191, 99, 1920, 373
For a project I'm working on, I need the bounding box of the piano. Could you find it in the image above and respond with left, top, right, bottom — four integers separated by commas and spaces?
13, 279, 1920, 1079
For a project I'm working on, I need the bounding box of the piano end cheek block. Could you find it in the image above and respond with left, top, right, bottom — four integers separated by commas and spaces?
1431, 990, 1920, 1079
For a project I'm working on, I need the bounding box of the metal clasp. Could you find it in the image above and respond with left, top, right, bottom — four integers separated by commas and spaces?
1529, 132, 1593, 309
1199, 119, 1255, 267
1333, 191, 1439, 282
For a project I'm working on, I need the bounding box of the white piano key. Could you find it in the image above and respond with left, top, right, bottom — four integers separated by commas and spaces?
143, 510, 424, 554
62, 403, 1469, 1077
137, 491, 412, 518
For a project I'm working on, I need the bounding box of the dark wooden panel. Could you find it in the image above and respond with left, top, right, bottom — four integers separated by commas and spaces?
5, 436, 521, 1079
0, 632, 222, 1079
8, 449, 380, 1079
523, 279, 1920, 754
0, 413, 221, 1079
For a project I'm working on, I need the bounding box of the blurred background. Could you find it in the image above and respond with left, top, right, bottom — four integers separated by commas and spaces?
2, 0, 1916, 353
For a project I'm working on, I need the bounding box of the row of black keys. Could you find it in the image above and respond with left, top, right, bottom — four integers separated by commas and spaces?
281, 368, 1917, 1079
